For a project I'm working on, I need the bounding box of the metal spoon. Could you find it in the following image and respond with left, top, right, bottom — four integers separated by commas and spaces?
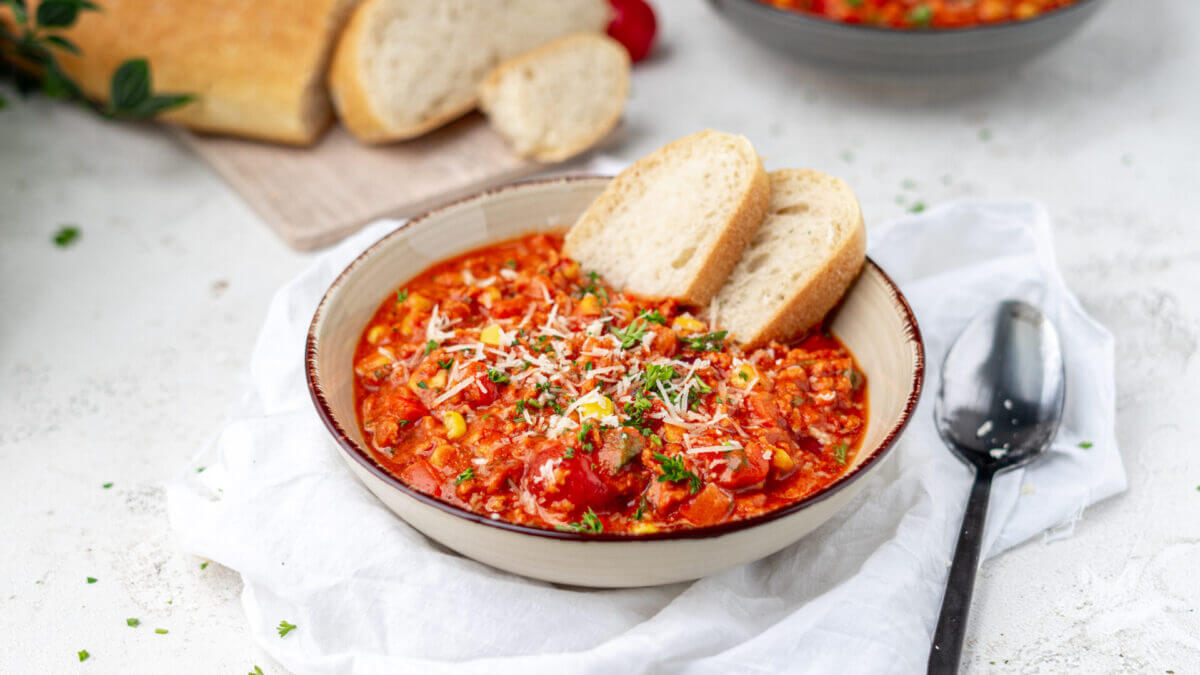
927, 300, 1066, 674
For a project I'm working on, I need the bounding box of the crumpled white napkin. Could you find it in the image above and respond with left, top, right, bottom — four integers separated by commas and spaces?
167, 200, 1125, 675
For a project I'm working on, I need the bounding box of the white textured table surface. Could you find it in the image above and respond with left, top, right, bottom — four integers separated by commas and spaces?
2, 2, 1197, 673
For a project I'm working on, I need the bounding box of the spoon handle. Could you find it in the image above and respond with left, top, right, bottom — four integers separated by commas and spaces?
928, 467, 994, 674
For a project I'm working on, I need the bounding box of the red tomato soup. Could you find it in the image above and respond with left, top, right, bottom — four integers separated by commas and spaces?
352, 233, 867, 534
758, 0, 1086, 29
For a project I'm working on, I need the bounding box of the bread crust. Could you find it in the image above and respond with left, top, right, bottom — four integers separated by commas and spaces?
732, 169, 867, 347
564, 130, 770, 306
478, 34, 630, 163
329, 0, 480, 143
681, 154, 770, 305
13, 0, 358, 146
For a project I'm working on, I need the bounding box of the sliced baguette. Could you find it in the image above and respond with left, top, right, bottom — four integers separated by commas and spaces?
564, 130, 770, 305
712, 169, 866, 346
329, 0, 610, 144
479, 34, 630, 163
3, 0, 357, 146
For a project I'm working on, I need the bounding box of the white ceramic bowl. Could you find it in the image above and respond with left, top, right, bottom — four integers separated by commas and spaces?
306, 176, 925, 588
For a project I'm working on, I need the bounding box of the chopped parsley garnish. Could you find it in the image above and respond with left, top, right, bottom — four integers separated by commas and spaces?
155, 628, 168, 635
908, 201, 927, 214
54, 225, 80, 248
1078, 441, 1093, 449
417, 380, 428, 389
738, 370, 750, 381
424, 340, 439, 355
86, 576, 97, 584
624, 395, 654, 434
396, 289, 409, 303
845, 369, 862, 389
78, 649, 89, 662
908, 4, 933, 26
397, 419, 411, 427
693, 378, 712, 395
576, 422, 594, 452
455, 468, 476, 485
639, 309, 667, 325
126, 618, 140, 627
487, 369, 510, 384
642, 364, 676, 393
504, 259, 517, 269
583, 361, 594, 371
556, 508, 603, 533
277, 620, 297, 638
683, 331, 727, 352
634, 497, 647, 521
200, 562, 209, 570
612, 319, 648, 349
102, 482, 113, 489
649, 434, 663, 447
652, 452, 702, 494
834, 442, 848, 465
251, 667, 265, 675
436, 358, 454, 370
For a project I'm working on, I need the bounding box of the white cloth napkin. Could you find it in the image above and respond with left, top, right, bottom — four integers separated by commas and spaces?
167, 200, 1125, 675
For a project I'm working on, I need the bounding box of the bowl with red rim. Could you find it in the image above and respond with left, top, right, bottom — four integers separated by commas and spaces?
306, 176, 925, 588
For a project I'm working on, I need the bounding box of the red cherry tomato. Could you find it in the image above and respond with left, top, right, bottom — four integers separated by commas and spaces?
607, 0, 657, 63
522, 442, 613, 516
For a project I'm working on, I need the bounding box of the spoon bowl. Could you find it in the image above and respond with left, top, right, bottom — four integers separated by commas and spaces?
936, 300, 1066, 472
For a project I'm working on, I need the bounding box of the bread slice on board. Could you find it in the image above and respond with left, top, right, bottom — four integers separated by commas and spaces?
329, 0, 610, 144
712, 169, 866, 347
564, 130, 770, 305
13, 0, 359, 146
479, 34, 630, 163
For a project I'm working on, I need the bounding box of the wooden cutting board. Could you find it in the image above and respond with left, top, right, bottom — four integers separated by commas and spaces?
179, 113, 541, 251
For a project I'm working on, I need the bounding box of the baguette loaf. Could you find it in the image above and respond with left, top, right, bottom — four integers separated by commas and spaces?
479, 34, 629, 163
564, 130, 770, 305
712, 169, 866, 346
19, 0, 360, 146
329, 0, 610, 144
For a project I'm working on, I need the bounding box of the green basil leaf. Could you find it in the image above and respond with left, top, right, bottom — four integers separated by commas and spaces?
110, 58, 151, 111
44, 34, 80, 54
36, 0, 79, 28
122, 93, 194, 118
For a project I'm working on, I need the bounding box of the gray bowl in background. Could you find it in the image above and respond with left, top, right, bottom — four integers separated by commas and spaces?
708, 0, 1108, 74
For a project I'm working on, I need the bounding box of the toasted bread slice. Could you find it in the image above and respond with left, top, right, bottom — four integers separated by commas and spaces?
564, 130, 769, 305
479, 34, 630, 162
328, 0, 610, 144
712, 169, 865, 346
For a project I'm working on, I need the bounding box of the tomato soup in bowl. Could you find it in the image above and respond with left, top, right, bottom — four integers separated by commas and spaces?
306, 177, 924, 587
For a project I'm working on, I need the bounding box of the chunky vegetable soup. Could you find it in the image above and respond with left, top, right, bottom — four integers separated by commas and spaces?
353, 233, 867, 534
757, 0, 1086, 29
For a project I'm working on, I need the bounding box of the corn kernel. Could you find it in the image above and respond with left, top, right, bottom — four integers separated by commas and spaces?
479, 287, 501, 308
429, 443, 454, 468
578, 395, 615, 419
442, 411, 466, 440
428, 371, 447, 389
577, 293, 601, 316
356, 352, 392, 375
731, 363, 758, 389
366, 325, 387, 344
771, 447, 795, 472
480, 323, 503, 346
630, 523, 659, 534
406, 292, 434, 312
672, 315, 706, 334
